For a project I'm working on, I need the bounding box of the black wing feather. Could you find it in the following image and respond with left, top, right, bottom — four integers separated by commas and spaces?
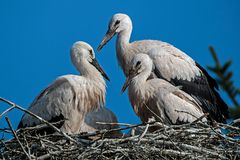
195, 62, 219, 90
154, 62, 229, 123
17, 78, 71, 133
17, 114, 65, 134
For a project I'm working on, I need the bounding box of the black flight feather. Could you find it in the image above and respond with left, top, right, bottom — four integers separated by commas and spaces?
153, 63, 229, 123
17, 114, 65, 135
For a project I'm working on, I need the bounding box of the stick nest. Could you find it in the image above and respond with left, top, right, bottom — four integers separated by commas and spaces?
1, 120, 240, 160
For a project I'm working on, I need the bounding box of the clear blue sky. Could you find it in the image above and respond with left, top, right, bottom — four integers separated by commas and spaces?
0, 1, 239, 136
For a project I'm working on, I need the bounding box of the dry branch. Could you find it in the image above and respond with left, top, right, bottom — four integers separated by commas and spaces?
0, 97, 240, 159
1, 120, 239, 159
0, 97, 77, 144
5, 117, 32, 160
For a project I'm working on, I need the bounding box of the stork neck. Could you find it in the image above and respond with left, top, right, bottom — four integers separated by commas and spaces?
132, 70, 151, 88
76, 60, 105, 84
116, 28, 132, 53
116, 28, 133, 75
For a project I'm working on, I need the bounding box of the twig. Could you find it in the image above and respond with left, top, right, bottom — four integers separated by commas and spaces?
0, 105, 15, 119
37, 151, 62, 160
143, 102, 164, 123
90, 114, 208, 138
146, 139, 228, 159
218, 123, 240, 131
0, 128, 12, 133
16, 120, 65, 133
76, 120, 159, 138
96, 122, 134, 127
209, 125, 239, 143
160, 149, 191, 157
5, 117, 32, 160
23, 135, 31, 156
167, 113, 209, 129
191, 113, 209, 124
232, 118, 240, 125
138, 123, 149, 143
0, 97, 77, 144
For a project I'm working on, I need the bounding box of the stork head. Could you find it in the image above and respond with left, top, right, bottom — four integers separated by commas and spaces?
97, 13, 132, 51
71, 41, 110, 81
121, 54, 153, 93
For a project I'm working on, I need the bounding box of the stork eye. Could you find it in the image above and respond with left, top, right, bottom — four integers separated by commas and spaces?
89, 49, 93, 57
115, 20, 120, 26
136, 61, 141, 67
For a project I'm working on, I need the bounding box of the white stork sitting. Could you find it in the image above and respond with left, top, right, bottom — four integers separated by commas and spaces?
121, 53, 207, 126
98, 13, 229, 123
18, 41, 120, 136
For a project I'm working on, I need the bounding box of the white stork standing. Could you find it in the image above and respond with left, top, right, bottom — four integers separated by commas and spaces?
121, 53, 207, 126
98, 13, 229, 123
18, 41, 120, 135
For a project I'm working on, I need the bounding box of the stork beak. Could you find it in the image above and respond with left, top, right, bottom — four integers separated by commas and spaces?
91, 58, 110, 81
121, 69, 136, 94
121, 76, 131, 94
97, 27, 117, 51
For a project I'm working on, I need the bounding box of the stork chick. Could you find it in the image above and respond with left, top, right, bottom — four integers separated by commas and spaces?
122, 53, 207, 126
98, 13, 229, 123
18, 41, 111, 135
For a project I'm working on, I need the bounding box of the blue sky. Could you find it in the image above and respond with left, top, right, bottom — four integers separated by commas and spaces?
0, 1, 239, 137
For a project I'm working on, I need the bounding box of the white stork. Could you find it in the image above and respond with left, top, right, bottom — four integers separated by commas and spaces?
18, 41, 118, 135
98, 13, 229, 123
121, 53, 207, 126
80, 107, 121, 137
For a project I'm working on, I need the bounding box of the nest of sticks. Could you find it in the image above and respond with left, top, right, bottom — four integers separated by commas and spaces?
0, 97, 240, 160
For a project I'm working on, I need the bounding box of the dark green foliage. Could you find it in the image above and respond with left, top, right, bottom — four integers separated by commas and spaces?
207, 46, 240, 118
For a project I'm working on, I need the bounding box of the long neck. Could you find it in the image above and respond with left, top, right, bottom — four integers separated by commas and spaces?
117, 28, 132, 49
130, 69, 151, 95
116, 27, 133, 75
128, 69, 151, 112
73, 61, 106, 128
76, 60, 105, 85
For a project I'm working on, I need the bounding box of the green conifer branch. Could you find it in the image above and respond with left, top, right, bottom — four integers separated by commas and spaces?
207, 46, 240, 117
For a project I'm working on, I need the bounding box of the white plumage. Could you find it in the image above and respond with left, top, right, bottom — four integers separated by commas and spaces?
80, 107, 121, 137
18, 41, 118, 135
121, 53, 207, 126
98, 13, 229, 123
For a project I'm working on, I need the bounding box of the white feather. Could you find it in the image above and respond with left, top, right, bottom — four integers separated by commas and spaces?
126, 54, 206, 126
19, 41, 114, 135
